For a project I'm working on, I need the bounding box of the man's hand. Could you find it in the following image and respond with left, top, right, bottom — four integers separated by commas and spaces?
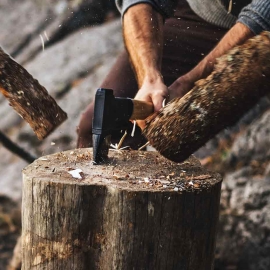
168, 75, 195, 101
133, 77, 168, 129
135, 76, 168, 112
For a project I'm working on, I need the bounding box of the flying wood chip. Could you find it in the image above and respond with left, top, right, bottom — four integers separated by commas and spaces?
0, 47, 67, 140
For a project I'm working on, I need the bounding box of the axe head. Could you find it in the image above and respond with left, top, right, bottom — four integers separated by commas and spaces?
92, 88, 133, 164
0, 47, 67, 140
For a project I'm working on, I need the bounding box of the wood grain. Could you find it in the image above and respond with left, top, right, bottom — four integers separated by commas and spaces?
22, 148, 222, 270
0, 47, 67, 140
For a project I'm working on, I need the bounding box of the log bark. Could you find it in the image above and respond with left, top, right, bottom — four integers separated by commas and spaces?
22, 148, 222, 270
0, 47, 67, 140
144, 32, 270, 163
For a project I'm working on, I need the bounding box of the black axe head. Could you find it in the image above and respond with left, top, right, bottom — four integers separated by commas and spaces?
92, 88, 134, 164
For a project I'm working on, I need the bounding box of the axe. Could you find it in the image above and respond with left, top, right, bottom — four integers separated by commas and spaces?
0, 47, 67, 140
92, 32, 270, 164
92, 88, 153, 163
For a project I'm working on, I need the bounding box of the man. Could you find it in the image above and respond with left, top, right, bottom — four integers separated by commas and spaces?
77, 0, 270, 149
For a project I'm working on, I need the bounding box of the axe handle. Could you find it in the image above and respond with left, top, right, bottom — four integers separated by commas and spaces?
130, 100, 154, 120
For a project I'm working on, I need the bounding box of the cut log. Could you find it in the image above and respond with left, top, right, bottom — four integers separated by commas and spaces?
144, 32, 270, 162
22, 148, 222, 270
0, 47, 67, 140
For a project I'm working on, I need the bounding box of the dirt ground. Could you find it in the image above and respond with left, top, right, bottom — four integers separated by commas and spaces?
0, 195, 21, 269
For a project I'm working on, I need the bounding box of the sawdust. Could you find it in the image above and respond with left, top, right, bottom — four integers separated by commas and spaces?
24, 148, 221, 194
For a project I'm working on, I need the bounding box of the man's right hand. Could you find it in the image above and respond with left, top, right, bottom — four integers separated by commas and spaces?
134, 77, 168, 130
135, 76, 169, 112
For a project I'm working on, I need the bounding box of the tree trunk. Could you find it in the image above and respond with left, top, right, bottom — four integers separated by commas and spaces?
22, 148, 222, 270
144, 32, 270, 163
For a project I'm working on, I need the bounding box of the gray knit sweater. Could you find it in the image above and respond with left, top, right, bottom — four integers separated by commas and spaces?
115, 0, 270, 34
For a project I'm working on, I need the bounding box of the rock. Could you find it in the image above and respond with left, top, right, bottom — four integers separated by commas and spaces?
0, 0, 116, 64
226, 109, 270, 167
24, 20, 122, 98
215, 168, 270, 269
0, 0, 60, 57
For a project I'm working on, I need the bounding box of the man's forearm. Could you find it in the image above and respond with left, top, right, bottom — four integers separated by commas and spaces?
185, 22, 254, 83
123, 3, 164, 87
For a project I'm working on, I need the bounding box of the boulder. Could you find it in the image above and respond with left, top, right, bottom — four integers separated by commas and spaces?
215, 167, 270, 269
227, 109, 270, 167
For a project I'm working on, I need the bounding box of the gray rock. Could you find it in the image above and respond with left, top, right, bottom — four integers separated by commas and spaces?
216, 169, 270, 269
227, 109, 270, 166
24, 20, 122, 97
0, 0, 114, 64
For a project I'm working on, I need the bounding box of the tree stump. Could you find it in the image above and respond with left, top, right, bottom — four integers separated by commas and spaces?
22, 148, 222, 270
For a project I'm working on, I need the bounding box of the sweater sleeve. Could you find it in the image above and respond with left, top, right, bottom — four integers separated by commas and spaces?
115, 0, 177, 18
237, 0, 270, 34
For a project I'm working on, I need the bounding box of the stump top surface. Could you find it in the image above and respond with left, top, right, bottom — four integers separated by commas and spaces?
23, 148, 221, 192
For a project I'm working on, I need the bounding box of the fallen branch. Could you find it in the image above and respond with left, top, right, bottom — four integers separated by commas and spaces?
0, 131, 36, 163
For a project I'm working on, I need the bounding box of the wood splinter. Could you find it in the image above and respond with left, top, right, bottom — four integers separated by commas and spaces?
0, 47, 67, 140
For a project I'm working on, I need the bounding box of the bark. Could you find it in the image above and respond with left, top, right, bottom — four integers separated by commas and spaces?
143, 32, 270, 163
0, 47, 67, 140
22, 148, 222, 270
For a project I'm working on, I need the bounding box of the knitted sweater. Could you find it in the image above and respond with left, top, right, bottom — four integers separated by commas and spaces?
115, 0, 270, 34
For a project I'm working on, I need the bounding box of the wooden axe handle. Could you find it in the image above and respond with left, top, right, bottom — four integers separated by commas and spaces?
130, 100, 154, 120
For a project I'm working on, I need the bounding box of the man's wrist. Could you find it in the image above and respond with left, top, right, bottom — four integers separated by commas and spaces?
141, 71, 164, 86
187, 53, 218, 84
